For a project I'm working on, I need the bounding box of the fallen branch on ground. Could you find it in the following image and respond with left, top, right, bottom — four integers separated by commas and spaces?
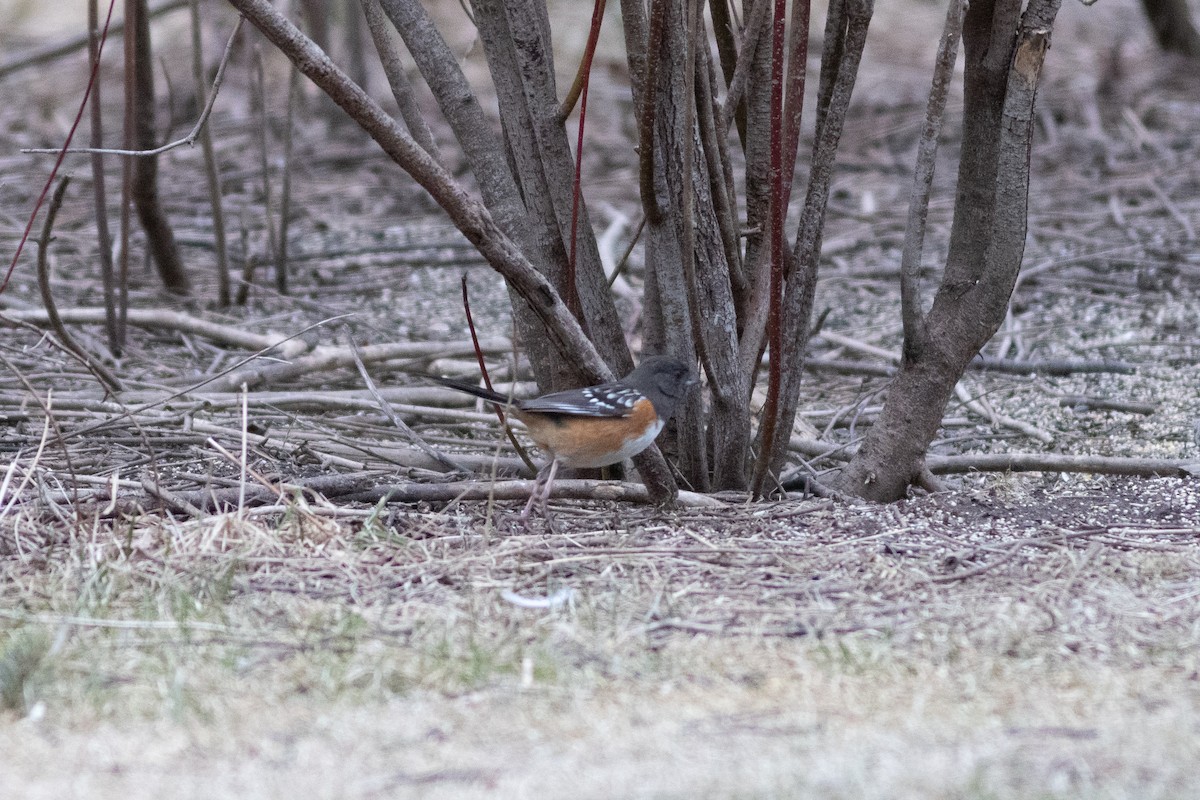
201, 338, 513, 392
789, 436, 1200, 480
816, 331, 1136, 377
954, 381, 1054, 444
143, 477, 724, 514
1, 307, 513, 381
926, 453, 1200, 478
350, 480, 726, 508
1, 306, 313, 359
1058, 395, 1157, 415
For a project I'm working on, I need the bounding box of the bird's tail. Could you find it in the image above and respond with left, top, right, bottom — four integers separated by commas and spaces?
430, 375, 517, 406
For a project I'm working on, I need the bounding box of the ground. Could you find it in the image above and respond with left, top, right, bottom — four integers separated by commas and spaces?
2, 1, 1200, 798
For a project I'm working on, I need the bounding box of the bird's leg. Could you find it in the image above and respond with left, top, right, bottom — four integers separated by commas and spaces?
521, 457, 560, 519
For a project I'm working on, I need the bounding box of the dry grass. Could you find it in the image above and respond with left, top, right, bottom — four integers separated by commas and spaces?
2, 482, 1200, 799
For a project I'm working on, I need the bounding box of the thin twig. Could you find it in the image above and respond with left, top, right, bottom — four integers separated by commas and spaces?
190, 0, 231, 306
35, 178, 124, 394
564, 0, 606, 320
22, 19, 243, 158
0, 353, 80, 517
1, 1, 117, 297
361, 0, 440, 157
349, 338, 473, 475
1057, 395, 1157, 415
608, 214, 645, 288
243, 36, 276, 303
1146, 177, 1196, 242
0, 387, 53, 520
558, 0, 607, 121
954, 381, 1054, 444
929, 540, 1025, 583
88, 0, 120, 352
900, 0, 965, 346
460, 276, 537, 473
276, 58, 300, 294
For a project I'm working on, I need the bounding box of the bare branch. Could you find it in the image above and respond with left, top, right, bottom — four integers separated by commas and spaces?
88, 0, 120, 349
638, 0, 667, 223
190, 0, 232, 306
22, 20, 242, 158
361, 0, 440, 158
902, 0, 965, 346
750, 0, 790, 496
558, 0, 607, 120
224, 0, 608, 379
757, 0, 874, 481
348, 339, 473, 476
719, 0, 770, 143
35, 179, 124, 394
927, 453, 1200, 478
126, 0, 189, 294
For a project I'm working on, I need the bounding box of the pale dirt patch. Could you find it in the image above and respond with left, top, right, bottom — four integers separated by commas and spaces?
3, 659, 1198, 800
3, 485, 1200, 799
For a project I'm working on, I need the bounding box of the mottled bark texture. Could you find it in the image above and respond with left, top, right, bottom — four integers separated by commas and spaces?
835, 0, 1064, 502
129, 0, 190, 294
641, 0, 750, 490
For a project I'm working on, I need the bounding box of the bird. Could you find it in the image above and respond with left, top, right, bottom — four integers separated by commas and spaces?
433, 355, 696, 516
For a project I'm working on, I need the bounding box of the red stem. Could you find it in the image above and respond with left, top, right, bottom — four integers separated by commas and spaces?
2, 1, 118, 295
461, 273, 498, 396
782, 1, 811, 211
567, 0, 606, 324
461, 273, 537, 473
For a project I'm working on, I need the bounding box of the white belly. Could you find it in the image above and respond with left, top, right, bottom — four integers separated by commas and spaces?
573, 417, 665, 468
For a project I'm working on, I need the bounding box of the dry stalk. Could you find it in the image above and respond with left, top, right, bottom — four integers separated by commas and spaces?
191, 0, 232, 306
35, 178, 123, 394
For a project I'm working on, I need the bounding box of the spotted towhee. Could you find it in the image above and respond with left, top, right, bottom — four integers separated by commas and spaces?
433, 355, 696, 515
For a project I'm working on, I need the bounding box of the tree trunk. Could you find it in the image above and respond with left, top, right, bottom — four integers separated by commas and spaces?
835, 0, 1063, 502
472, 0, 635, 390
130, 0, 190, 294
1141, 0, 1200, 57
757, 0, 872, 483
648, 0, 749, 490
622, 0, 708, 489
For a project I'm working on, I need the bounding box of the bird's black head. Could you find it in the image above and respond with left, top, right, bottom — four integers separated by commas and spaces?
627, 355, 697, 418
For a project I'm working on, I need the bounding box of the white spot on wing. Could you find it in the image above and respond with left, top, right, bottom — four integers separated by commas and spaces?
524, 387, 647, 417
